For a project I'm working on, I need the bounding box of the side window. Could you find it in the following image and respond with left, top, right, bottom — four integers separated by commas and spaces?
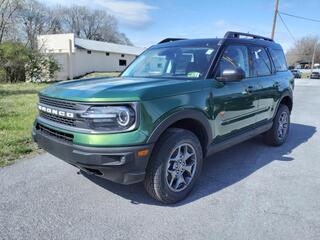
270, 49, 288, 71
217, 45, 250, 78
250, 47, 272, 76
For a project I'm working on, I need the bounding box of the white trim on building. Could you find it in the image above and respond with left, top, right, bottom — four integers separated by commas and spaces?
38, 33, 145, 80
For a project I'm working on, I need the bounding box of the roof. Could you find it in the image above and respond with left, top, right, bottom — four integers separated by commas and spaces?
74, 38, 144, 55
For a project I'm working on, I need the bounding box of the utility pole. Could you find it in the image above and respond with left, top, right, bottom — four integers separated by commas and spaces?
311, 40, 318, 76
271, 0, 280, 39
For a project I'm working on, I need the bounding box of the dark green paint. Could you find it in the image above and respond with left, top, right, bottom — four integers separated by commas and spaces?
36, 70, 293, 147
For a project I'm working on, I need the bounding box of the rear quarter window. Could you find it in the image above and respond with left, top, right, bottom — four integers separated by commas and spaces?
270, 49, 288, 71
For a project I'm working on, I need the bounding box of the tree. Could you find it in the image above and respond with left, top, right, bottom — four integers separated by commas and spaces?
0, 0, 134, 83
2, 1, 133, 48
62, 5, 84, 38
0, 41, 30, 82
117, 33, 133, 46
19, 2, 66, 49
62, 5, 132, 45
286, 36, 320, 67
0, 0, 23, 43
19, 0, 48, 49
0, 41, 60, 83
46, 6, 64, 34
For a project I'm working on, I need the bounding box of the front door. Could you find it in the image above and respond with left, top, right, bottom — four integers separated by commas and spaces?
210, 44, 259, 140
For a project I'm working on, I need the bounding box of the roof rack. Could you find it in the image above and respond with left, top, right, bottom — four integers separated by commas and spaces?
158, 38, 186, 44
224, 31, 274, 42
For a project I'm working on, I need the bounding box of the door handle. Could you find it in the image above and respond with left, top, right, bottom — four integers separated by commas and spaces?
273, 81, 279, 87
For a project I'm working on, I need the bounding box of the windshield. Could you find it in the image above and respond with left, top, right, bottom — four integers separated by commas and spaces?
122, 46, 218, 79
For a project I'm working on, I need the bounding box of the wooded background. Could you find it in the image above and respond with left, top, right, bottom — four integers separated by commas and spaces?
0, 0, 133, 83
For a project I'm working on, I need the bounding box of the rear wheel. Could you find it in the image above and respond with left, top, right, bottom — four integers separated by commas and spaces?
264, 104, 290, 146
144, 128, 203, 204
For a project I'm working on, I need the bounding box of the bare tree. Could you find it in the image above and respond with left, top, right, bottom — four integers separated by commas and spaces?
114, 32, 132, 46
19, 1, 67, 49
1, 0, 132, 47
0, 0, 22, 43
19, 0, 50, 49
82, 10, 106, 40
46, 6, 64, 34
62, 5, 132, 45
62, 5, 85, 38
286, 36, 320, 67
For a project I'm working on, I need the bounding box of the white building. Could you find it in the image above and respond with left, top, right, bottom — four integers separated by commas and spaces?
38, 33, 145, 80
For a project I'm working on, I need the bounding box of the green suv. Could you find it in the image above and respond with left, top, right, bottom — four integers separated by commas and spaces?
33, 32, 294, 203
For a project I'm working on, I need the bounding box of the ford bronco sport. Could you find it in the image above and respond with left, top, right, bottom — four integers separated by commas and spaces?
33, 32, 294, 203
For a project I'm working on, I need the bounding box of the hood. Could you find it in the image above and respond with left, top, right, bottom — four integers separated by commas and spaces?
40, 77, 203, 102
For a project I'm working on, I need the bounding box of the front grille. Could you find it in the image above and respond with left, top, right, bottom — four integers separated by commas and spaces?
36, 123, 74, 142
40, 111, 76, 126
39, 95, 79, 110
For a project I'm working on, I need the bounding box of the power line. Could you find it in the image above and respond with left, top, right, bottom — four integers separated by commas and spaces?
278, 12, 296, 42
279, 11, 320, 23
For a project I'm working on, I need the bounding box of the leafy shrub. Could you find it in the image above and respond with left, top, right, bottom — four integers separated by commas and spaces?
0, 42, 60, 83
25, 52, 60, 83
0, 42, 30, 83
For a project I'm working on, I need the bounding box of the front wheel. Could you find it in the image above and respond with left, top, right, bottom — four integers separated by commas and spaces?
264, 104, 290, 146
144, 128, 203, 204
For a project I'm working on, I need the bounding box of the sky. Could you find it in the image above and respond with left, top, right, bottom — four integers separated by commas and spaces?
41, 0, 320, 52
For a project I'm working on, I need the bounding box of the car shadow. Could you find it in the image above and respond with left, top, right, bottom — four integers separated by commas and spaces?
82, 123, 316, 207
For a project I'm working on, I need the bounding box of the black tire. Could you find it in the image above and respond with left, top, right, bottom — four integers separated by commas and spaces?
144, 128, 203, 204
264, 104, 290, 146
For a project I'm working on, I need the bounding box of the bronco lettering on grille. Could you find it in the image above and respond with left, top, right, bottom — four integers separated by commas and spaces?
38, 105, 74, 118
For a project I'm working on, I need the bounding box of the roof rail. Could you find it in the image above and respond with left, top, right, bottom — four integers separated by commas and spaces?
158, 38, 186, 44
224, 31, 274, 42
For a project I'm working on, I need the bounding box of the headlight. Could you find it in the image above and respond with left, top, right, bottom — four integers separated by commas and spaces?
80, 105, 136, 132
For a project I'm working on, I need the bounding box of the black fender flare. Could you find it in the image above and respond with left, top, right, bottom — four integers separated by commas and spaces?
147, 109, 212, 146
273, 90, 293, 118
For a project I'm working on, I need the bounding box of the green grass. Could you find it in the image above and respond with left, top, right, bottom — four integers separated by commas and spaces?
81, 71, 120, 79
0, 82, 50, 167
0, 71, 120, 167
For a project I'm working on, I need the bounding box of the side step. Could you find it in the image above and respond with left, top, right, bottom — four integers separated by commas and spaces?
206, 122, 273, 156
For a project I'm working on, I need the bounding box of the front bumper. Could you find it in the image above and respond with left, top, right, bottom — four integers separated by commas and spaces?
32, 125, 153, 185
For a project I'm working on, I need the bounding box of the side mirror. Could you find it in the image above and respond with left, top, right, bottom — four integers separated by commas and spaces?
218, 67, 246, 82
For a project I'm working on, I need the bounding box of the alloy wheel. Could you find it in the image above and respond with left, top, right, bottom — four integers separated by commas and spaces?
277, 111, 289, 139
165, 143, 197, 192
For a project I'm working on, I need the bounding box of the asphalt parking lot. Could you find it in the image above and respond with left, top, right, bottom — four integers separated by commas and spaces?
1, 79, 320, 240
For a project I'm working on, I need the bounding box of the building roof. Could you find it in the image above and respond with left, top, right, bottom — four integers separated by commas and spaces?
74, 37, 144, 56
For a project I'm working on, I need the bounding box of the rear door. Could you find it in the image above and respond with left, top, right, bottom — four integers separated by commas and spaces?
249, 45, 277, 122
268, 48, 293, 103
